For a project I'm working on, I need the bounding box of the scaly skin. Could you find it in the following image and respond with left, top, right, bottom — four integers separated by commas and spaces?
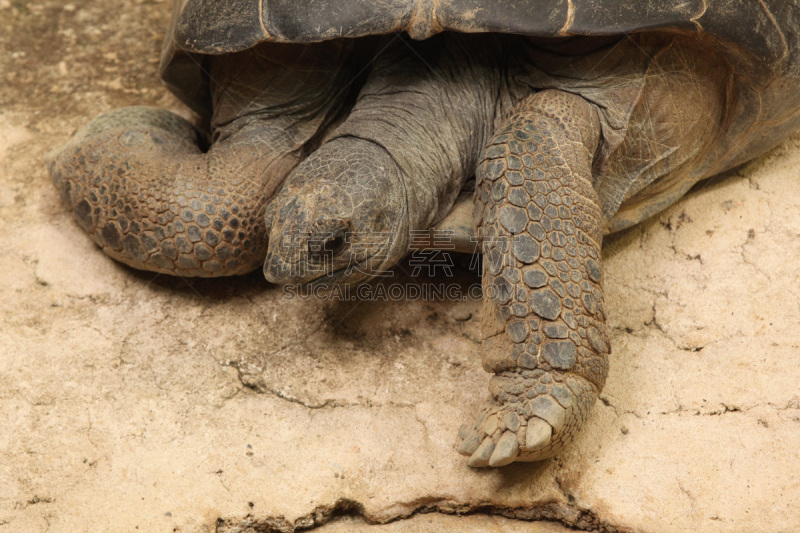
263, 137, 408, 285
457, 90, 609, 466
49, 42, 355, 276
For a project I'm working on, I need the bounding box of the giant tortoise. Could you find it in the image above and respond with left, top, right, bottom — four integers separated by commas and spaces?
49, 0, 800, 467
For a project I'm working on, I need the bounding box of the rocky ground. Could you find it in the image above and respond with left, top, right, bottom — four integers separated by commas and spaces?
2, 1, 799, 532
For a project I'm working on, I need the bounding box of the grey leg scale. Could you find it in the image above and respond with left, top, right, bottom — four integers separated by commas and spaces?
458, 90, 610, 466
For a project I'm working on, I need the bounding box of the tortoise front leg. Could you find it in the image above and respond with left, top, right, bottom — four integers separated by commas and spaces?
458, 90, 610, 467
48, 42, 354, 277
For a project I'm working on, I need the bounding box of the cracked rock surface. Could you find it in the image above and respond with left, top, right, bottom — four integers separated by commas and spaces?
2, 1, 800, 532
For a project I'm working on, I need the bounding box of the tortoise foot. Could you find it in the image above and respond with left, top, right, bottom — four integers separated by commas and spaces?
457, 371, 597, 467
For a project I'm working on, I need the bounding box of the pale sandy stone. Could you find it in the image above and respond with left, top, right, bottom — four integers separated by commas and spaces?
1, 2, 799, 532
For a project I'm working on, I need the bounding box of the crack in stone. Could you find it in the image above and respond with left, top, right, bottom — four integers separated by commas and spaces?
224, 360, 342, 409
253, 384, 339, 410
597, 395, 642, 419
638, 296, 715, 353
599, 395, 800, 420
12, 495, 54, 511
214, 494, 630, 533
668, 243, 704, 265
676, 479, 696, 514
658, 399, 800, 416
223, 359, 417, 410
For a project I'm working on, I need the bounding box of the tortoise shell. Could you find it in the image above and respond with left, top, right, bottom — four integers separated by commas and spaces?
160, 0, 800, 232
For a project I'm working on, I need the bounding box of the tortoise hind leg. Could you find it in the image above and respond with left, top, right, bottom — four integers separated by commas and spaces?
458, 90, 610, 466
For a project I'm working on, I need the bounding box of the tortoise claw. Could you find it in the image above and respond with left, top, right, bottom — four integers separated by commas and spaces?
489, 431, 520, 466
457, 427, 482, 456
524, 417, 553, 451
467, 437, 496, 467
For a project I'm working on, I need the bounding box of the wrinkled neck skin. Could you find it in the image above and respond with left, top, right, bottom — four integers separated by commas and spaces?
334, 34, 511, 230
265, 33, 521, 286
207, 40, 358, 190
